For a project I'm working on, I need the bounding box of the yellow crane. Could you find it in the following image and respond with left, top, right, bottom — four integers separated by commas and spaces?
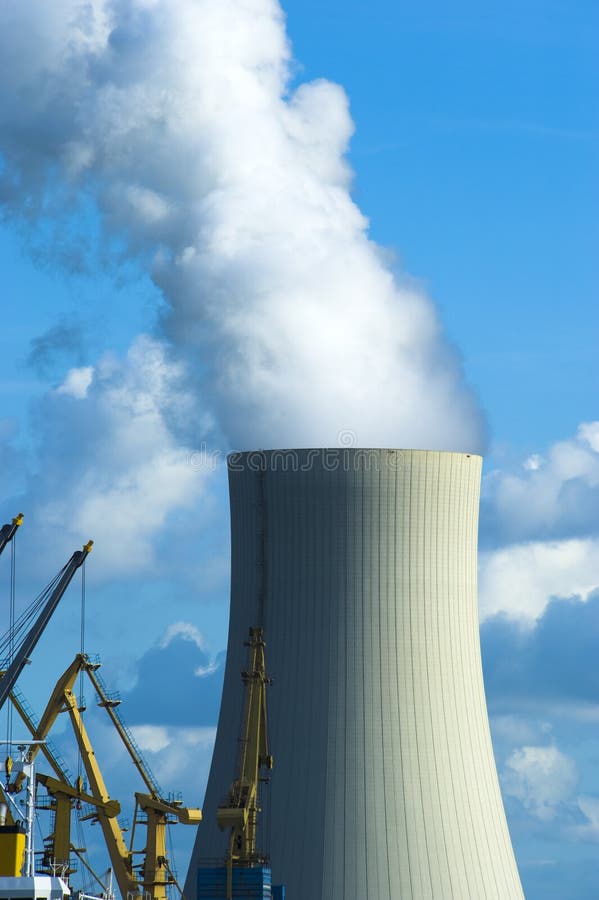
85, 658, 203, 899
6, 653, 202, 900
5, 655, 138, 896
0, 533, 201, 899
216, 626, 273, 900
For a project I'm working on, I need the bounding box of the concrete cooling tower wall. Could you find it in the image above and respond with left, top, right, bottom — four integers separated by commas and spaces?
185, 448, 524, 900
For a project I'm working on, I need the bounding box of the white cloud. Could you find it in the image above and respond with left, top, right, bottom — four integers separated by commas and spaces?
479, 537, 599, 621
523, 453, 542, 471
484, 421, 599, 542
129, 724, 171, 753
129, 724, 217, 791
159, 622, 207, 651
123, 185, 172, 224
479, 422, 599, 622
490, 715, 551, 746
579, 422, 599, 453
133, 725, 217, 754
503, 745, 578, 821
158, 621, 221, 677
0, 0, 484, 453
573, 796, 599, 842
57, 365, 94, 398
194, 661, 220, 678
26, 336, 213, 578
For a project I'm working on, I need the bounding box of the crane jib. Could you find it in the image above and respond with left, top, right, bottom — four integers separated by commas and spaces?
0, 540, 93, 710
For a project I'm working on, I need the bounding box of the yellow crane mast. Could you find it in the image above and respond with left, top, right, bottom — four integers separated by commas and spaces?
216, 626, 273, 899
36, 773, 121, 877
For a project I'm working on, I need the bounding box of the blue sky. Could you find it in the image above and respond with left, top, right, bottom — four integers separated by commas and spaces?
0, 1, 598, 897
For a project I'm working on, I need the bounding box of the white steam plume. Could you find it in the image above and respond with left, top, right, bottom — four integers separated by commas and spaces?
0, 0, 484, 451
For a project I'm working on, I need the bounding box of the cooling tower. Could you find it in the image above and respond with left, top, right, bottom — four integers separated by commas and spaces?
186, 449, 524, 899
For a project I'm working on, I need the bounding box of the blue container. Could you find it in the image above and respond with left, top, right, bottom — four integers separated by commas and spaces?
197, 865, 273, 899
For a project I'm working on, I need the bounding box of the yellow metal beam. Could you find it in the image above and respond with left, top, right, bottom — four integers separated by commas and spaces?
63, 687, 141, 900
37, 773, 121, 817
135, 792, 202, 825
9, 655, 84, 795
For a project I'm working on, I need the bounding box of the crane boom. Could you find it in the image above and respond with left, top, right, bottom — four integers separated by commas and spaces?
85, 664, 162, 798
62, 685, 140, 899
0, 541, 93, 710
0, 512, 23, 557
7, 655, 85, 797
